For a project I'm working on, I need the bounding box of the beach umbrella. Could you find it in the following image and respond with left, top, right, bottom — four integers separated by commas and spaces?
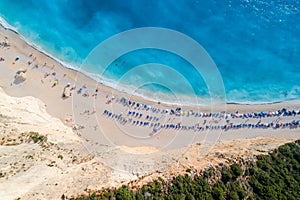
15, 72, 26, 81
62, 87, 71, 98
17, 68, 27, 74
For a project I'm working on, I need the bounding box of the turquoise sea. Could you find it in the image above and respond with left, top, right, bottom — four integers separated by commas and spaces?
0, 0, 299, 104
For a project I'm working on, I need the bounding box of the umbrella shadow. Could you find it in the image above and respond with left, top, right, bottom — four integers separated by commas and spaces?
13, 77, 26, 85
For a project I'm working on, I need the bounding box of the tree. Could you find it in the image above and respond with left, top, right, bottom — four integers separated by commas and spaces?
221, 167, 233, 183
116, 185, 134, 200
230, 164, 243, 179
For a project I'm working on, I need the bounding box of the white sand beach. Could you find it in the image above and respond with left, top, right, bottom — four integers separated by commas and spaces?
0, 23, 299, 199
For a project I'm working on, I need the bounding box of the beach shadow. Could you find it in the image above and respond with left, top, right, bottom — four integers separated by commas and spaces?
13, 78, 26, 85
13, 69, 27, 85
61, 94, 70, 100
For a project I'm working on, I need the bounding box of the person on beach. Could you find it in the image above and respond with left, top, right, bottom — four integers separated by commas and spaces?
44, 72, 50, 78
83, 89, 89, 97
106, 99, 112, 104
52, 79, 59, 87
92, 88, 99, 99
91, 108, 97, 114
71, 84, 76, 91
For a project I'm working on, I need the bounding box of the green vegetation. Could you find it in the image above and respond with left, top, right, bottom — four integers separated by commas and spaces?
28, 131, 46, 143
72, 140, 300, 200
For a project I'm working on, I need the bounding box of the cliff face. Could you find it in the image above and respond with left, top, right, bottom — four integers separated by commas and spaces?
72, 140, 300, 200
0, 88, 111, 199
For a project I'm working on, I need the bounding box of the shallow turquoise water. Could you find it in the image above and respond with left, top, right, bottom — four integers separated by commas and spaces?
0, 0, 299, 103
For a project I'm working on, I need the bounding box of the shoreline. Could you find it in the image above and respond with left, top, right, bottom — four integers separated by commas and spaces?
0, 17, 298, 106
0, 17, 80, 72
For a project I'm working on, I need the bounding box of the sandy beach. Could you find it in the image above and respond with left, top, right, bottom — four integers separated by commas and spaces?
0, 23, 299, 199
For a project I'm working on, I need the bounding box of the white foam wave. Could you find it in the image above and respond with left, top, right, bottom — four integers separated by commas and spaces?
0, 16, 80, 71
0, 16, 17, 31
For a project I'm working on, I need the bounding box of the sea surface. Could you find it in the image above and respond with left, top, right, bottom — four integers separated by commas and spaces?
0, 0, 299, 104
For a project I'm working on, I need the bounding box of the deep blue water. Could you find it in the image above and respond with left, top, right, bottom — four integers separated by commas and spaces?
0, 0, 299, 104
